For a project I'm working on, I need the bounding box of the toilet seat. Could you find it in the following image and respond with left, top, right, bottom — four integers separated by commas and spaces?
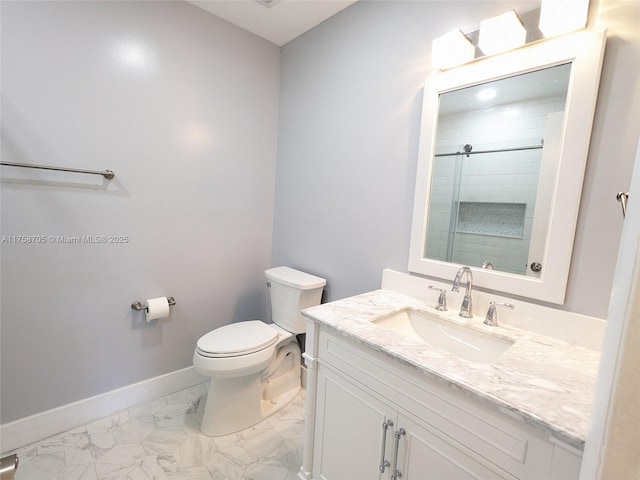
196, 320, 279, 358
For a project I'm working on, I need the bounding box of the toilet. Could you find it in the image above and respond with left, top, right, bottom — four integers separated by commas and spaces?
193, 266, 326, 436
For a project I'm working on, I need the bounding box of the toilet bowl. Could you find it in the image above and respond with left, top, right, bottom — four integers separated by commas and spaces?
193, 267, 326, 436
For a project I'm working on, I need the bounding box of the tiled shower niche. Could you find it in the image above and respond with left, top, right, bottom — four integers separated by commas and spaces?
456, 202, 526, 238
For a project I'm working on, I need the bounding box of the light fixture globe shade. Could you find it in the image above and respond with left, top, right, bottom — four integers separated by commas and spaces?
539, 0, 589, 37
432, 30, 475, 70
478, 10, 527, 56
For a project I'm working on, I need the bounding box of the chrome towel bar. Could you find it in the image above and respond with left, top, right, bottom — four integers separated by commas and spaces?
0, 161, 114, 180
131, 297, 176, 312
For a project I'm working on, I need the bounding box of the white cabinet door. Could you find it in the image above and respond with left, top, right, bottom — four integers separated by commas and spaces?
396, 414, 516, 480
313, 364, 394, 480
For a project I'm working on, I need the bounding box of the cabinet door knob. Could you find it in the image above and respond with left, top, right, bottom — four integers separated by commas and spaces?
379, 419, 394, 473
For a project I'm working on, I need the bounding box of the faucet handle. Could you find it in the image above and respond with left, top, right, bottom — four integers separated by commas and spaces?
484, 301, 514, 326
428, 285, 447, 311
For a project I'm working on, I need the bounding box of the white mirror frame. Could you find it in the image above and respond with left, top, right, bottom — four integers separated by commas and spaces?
409, 29, 607, 304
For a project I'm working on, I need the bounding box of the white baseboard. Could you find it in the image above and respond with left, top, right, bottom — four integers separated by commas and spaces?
0, 366, 206, 455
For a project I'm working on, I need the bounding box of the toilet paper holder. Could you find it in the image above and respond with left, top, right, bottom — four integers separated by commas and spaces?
131, 296, 176, 312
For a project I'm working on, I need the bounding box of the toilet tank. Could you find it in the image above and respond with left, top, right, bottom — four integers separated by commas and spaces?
265, 267, 326, 334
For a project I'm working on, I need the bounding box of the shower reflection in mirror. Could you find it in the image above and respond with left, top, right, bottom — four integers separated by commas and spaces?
424, 63, 571, 277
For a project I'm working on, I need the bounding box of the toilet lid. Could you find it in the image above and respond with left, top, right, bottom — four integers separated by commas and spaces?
197, 320, 279, 357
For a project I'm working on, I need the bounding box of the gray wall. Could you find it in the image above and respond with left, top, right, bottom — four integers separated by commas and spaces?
1, 1, 280, 423
272, 0, 640, 318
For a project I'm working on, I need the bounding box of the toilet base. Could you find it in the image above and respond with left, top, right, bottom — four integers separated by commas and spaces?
260, 386, 300, 423
199, 341, 302, 437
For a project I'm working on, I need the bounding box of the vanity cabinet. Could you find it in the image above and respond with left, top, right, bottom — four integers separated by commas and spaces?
314, 365, 509, 479
305, 324, 582, 480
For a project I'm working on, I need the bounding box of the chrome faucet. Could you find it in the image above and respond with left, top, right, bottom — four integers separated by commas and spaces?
452, 266, 473, 318
484, 301, 514, 327
428, 285, 447, 311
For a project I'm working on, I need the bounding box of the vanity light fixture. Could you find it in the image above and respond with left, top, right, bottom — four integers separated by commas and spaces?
538, 0, 589, 37
430, 2, 590, 72
432, 30, 475, 70
478, 10, 526, 56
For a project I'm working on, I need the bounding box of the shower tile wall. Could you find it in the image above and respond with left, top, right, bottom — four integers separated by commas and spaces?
426, 95, 566, 274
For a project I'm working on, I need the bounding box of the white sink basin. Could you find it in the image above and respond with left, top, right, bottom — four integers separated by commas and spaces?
372, 308, 514, 364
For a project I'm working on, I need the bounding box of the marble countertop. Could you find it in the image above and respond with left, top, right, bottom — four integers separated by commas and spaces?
302, 289, 600, 450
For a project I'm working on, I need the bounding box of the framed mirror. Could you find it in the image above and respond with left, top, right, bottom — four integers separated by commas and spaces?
409, 29, 606, 304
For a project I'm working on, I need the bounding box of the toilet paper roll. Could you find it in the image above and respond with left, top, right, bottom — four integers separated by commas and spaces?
145, 297, 170, 322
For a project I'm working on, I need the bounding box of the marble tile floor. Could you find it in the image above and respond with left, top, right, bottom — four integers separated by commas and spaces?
6, 383, 306, 480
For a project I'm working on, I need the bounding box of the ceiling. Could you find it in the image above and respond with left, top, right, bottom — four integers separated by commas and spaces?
439, 63, 572, 115
186, 0, 359, 46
